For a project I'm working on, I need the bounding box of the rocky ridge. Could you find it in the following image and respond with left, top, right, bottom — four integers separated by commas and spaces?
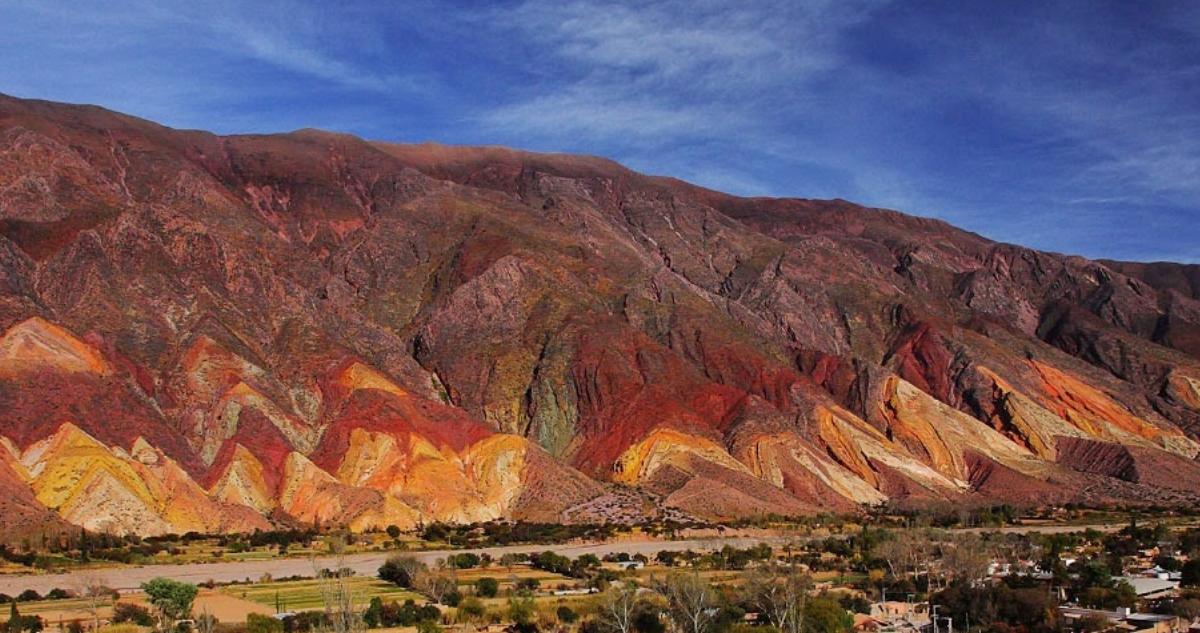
1, 94, 1199, 536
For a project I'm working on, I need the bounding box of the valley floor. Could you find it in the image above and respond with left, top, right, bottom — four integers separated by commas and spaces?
0, 535, 793, 594
0, 521, 1171, 595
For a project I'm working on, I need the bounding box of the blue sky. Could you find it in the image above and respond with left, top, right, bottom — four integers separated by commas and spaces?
1, 1, 1197, 263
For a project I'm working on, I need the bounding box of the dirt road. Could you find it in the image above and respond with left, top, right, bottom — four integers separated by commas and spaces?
0, 536, 791, 595
0, 521, 1155, 595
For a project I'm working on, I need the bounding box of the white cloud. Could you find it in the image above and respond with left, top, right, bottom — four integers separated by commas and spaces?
476, 0, 885, 151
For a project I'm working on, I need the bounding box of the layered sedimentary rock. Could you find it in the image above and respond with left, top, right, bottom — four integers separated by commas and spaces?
2, 94, 1200, 536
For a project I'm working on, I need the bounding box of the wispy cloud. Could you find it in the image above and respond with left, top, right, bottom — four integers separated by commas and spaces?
475, 0, 884, 151
0, 0, 428, 129
1, 0, 1196, 261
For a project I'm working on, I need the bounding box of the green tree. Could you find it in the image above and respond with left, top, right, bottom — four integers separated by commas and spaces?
802, 596, 851, 633
3, 605, 44, 633
141, 578, 198, 631
386, 526, 402, 540
379, 556, 427, 589
475, 577, 499, 598
363, 597, 384, 629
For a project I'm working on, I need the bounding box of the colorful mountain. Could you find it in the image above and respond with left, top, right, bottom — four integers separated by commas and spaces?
1, 94, 1200, 536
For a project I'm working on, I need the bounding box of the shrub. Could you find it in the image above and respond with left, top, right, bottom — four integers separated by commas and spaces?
515, 578, 540, 592
246, 613, 284, 633
632, 606, 664, 633
96, 625, 141, 633
448, 553, 480, 569
111, 603, 155, 626
457, 597, 486, 622
475, 577, 499, 598
281, 611, 328, 633
141, 578, 198, 628
556, 607, 578, 624
378, 556, 426, 589
363, 597, 383, 629
1183, 559, 1200, 587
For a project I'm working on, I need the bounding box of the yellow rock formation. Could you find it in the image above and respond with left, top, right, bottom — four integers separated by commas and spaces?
0, 317, 110, 376
1166, 371, 1200, 411
279, 452, 419, 529
206, 382, 318, 456
741, 432, 887, 505
815, 405, 964, 493
180, 336, 263, 401
334, 428, 535, 524
334, 362, 410, 398
209, 444, 275, 514
462, 434, 529, 517
612, 428, 750, 485
1029, 360, 1197, 457
878, 376, 1041, 480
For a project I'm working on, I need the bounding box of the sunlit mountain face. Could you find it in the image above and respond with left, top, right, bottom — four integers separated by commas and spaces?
2, 94, 1200, 537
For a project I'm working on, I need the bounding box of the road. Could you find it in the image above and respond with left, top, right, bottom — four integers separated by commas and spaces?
0, 521, 1161, 595
0, 536, 792, 595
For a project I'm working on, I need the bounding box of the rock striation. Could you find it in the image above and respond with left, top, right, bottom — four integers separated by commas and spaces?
2, 94, 1200, 536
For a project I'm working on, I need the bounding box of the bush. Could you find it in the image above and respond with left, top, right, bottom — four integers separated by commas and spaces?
247, 613, 284, 633
364, 597, 384, 629
448, 553, 481, 569
111, 603, 154, 627
1183, 559, 1200, 587
475, 577, 499, 598
4, 615, 44, 633
141, 578, 198, 626
96, 625, 141, 633
579, 620, 605, 633
45, 590, 70, 601
803, 596, 852, 633
4, 604, 44, 633
372, 600, 441, 628
632, 606, 664, 633
281, 611, 328, 633
515, 578, 540, 592
457, 597, 486, 622
16, 591, 40, 602
378, 556, 426, 589
508, 596, 535, 626
556, 607, 578, 624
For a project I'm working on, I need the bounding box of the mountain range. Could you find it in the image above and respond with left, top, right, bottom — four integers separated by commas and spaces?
1, 94, 1199, 538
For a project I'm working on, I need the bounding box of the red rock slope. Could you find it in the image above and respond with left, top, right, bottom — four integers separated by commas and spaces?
1, 94, 1200, 535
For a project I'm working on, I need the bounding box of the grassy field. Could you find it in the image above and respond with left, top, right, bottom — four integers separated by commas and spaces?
222, 577, 424, 612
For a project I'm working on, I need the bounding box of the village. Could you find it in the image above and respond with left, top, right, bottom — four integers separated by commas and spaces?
3, 519, 1200, 633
